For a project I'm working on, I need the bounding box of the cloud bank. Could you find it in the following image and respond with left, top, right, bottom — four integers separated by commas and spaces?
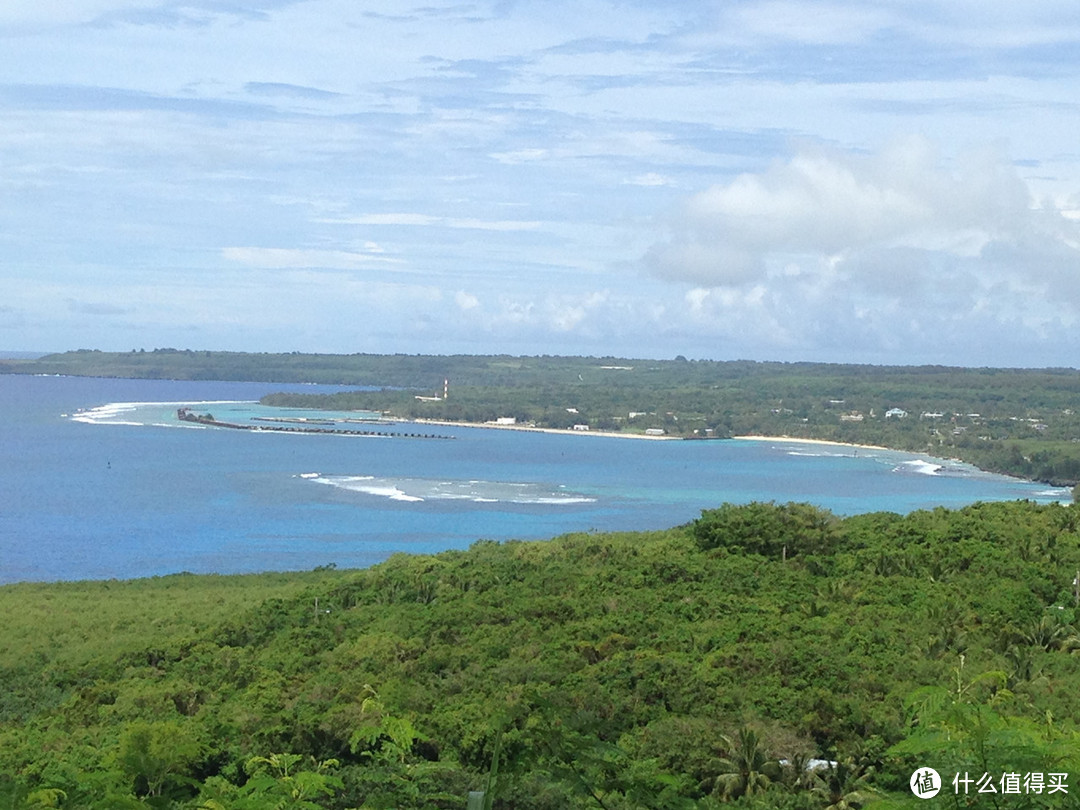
646, 139, 1080, 362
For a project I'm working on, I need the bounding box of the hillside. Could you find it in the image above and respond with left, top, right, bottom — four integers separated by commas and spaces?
3, 501, 1080, 808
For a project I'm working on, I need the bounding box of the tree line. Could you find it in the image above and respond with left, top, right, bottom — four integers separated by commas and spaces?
8, 349, 1079, 484
5, 348, 1079, 483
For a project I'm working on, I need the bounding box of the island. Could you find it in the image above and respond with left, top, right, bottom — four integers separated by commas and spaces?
4, 349, 1079, 487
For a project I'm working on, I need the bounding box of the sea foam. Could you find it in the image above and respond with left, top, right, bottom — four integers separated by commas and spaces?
303, 473, 596, 505
897, 459, 944, 476
71, 400, 252, 426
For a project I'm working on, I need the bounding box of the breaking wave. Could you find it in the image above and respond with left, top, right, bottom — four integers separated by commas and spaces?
69, 400, 248, 427
896, 459, 944, 476
300, 473, 596, 505
786, 450, 859, 458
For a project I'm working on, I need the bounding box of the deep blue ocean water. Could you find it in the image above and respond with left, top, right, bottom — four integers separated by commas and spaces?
0, 374, 1070, 583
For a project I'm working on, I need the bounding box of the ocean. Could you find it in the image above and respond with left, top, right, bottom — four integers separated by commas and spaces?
1, 374, 1070, 583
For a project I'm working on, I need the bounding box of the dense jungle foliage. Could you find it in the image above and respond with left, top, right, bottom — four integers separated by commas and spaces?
4, 500, 1080, 808
4, 350, 1078, 485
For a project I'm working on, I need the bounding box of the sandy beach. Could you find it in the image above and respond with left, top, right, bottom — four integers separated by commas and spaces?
409, 418, 675, 440
409, 420, 900, 449
732, 435, 895, 453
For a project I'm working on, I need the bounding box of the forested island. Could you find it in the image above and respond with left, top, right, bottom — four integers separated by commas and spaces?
5, 349, 1080, 486
3, 500, 1080, 808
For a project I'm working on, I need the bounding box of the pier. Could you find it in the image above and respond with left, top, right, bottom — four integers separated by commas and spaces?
177, 409, 453, 440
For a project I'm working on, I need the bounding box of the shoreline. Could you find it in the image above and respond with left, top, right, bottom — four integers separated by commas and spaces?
734, 435, 1071, 494
731, 435, 896, 453
409, 420, 900, 450
409, 418, 675, 440
406, 420, 1070, 492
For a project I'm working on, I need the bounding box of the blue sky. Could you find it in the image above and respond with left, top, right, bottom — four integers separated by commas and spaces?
2, 1, 1079, 365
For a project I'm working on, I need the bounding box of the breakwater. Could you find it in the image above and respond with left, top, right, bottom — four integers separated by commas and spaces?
177, 408, 453, 440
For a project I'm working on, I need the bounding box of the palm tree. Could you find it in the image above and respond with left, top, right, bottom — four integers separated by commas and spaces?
778, 752, 818, 793
1003, 643, 1042, 688
810, 760, 877, 810
1019, 615, 1080, 652
707, 727, 782, 800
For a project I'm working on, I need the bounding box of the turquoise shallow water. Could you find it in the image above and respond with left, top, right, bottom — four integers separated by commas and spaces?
0, 374, 1070, 583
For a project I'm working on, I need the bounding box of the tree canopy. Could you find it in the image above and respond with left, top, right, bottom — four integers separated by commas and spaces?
3, 500, 1080, 807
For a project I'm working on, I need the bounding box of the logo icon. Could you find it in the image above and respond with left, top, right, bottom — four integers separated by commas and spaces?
911, 767, 942, 798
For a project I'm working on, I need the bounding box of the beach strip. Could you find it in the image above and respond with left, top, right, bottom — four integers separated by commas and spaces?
731, 435, 895, 452
409, 418, 675, 439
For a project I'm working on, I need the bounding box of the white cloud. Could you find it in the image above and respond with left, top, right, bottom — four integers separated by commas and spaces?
322, 213, 543, 232
221, 247, 405, 270
489, 148, 550, 165
648, 137, 1074, 287
646, 138, 1080, 361
458, 289, 621, 338
625, 172, 673, 187
455, 290, 480, 310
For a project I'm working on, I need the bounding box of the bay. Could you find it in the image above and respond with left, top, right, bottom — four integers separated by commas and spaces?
0, 374, 1069, 584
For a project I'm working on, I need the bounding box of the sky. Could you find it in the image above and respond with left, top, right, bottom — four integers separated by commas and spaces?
2, 1, 1079, 365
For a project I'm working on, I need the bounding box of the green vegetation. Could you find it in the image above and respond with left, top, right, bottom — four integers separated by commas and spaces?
4, 350, 1078, 485
4, 500, 1080, 808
